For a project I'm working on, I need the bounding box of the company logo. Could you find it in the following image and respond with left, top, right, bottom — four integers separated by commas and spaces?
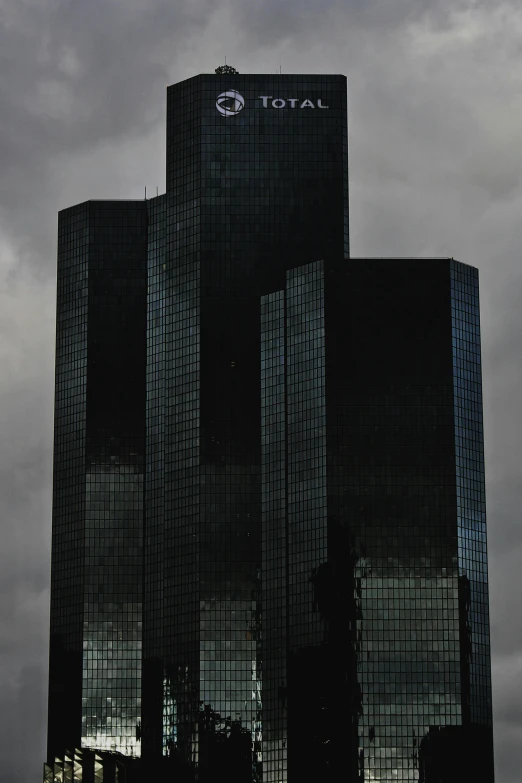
259, 96, 329, 109
216, 90, 330, 116
216, 90, 245, 117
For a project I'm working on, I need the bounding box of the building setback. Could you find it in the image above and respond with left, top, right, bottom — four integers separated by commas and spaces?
45, 72, 494, 782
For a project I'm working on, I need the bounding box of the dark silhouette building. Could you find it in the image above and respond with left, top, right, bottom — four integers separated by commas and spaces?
260, 257, 494, 781
45, 71, 494, 782
48, 201, 147, 763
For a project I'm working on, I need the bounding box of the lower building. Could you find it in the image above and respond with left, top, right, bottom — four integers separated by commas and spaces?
260, 257, 494, 781
47, 201, 148, 763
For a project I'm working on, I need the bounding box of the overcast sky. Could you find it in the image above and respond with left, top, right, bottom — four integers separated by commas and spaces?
1, 0, 521, 780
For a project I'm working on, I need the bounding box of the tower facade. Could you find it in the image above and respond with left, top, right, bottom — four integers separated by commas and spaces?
144, 74, 349, 778
48, 201, 148, 761
46, 73, 495, 783
261, 258, 494, 781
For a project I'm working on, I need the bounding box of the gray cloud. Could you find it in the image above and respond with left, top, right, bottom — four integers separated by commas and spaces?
0, 0, 217, 271
1, 1, 522, 781
233, 0, 489, 44
0, 663, 47, 783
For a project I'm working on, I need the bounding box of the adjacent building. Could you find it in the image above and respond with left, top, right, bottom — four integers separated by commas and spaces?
48, 201, 147, 762
45, 69, 495, 782
261, 257, 494, 781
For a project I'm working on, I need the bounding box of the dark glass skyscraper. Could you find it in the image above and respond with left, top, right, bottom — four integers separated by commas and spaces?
144, 75, 348, 781
46, 72, 494, 782
48, 201, 148, 770
261, 258, 494, 782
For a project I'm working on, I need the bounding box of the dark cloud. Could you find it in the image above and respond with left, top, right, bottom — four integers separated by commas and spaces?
0, 0, 216, 271
1, 1, 521, 781
233, 0, 486, 44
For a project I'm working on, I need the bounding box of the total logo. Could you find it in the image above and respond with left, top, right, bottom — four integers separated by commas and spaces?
258, 95, 329, 109
216, 90, 329, 116
216, 90, 245, 117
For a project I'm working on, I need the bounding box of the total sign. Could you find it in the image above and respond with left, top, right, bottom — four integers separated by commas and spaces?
216, 90, 329, 117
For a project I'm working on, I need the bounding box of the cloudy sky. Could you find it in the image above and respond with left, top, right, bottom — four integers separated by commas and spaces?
1, 0, 521, 780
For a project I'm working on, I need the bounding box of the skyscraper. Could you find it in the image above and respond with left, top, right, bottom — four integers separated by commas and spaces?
45, 71, 494, 782
48, 201, 147, 767
261, 257, 494, 782
144, 74, 348, 781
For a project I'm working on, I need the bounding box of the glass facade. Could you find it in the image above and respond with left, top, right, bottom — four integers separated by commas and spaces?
327, 258, 463, 782
48, 201, 147, 762
260, 289, 287, 781
47, 72, 494, 783
260, 258, 494, 781
450, 260, 492, 729
142, 74, 349, 780
48, 202, 89, 758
